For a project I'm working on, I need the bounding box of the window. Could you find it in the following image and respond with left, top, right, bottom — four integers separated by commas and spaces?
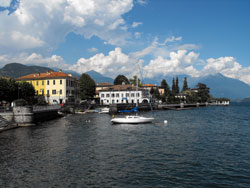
47, 90, 49, 95
126, 93, 129, 97
117, 100, 119, 103
53, 80, 55, 85
52, 90, 56, 95
112, 94, 115, 98
137, 93, 140, 97
131, 93, 135, 97
60, 89, 62, 95
116, 93, 119, 97
42, 81, 44, 85
107, 100, 109, 103
106, 94, 110, 97
60, 80, 62, 85
101, 94, 104, 97
121, 93, 124, 97
36, 81, 38, 86
47, 80, 49, 85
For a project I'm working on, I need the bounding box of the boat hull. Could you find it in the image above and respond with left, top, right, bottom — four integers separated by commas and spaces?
111, 116, 154, 124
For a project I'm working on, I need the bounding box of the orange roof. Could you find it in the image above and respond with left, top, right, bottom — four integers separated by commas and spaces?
16, 71, 75, 80
143, 84, 156, 87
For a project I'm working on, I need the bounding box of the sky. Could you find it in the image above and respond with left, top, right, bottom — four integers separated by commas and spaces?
0, 0, 250, 84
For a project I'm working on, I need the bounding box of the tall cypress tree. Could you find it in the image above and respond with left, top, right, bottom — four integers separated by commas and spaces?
172, 78, 176, 95
182, 77, 189, 92
175, 77, 180, 94
161, 79, 170, 94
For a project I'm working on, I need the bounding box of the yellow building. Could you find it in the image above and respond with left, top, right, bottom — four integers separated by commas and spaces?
16, 70, 80, 104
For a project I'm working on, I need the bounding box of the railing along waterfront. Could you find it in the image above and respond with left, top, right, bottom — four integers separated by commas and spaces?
0, 106, 13, 113
33, 105, 61, 112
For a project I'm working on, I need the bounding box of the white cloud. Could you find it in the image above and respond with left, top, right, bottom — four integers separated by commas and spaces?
199, 56, 250, 85
161, 36, 182, 45
0, 53, 69, 69
132, 21, 142, 28
0, 0, 134, 54
175, 44, 200, 51
143, 50, 200, 78
0, 0, 11, 7
134, 32, 141, 39
88, 47, 98, 53
137, 0, 147, 5
201, 57, 242, 77
70, 47, 132, 77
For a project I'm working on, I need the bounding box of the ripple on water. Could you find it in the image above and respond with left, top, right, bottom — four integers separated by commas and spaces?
1, 104, 250, 187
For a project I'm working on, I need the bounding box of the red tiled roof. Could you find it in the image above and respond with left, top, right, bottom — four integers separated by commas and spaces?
16, 71, 74, 80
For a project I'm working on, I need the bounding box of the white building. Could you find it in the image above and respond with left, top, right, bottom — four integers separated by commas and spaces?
99, 84, 151, 105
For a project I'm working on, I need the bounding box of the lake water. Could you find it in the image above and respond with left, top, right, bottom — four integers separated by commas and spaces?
1, 103, 250, 187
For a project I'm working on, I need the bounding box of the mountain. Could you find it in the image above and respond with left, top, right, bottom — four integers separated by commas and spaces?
189, 74, 250, 99
0, 63, 54, 78
85, 70, 114, 84
52, 67, 81, 78
144, 73, 250, 99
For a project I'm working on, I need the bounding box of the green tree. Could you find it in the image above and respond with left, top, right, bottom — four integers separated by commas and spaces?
18, 82, 35, 104
182, 77, 189, 92
172, 78, 176, 95
114, 75, 129, 85
150, 87, 161, 100
129, 75, 142, 86
0, 78, 19, 103
79, 73, 96, 100
161, 79, 170, 94
175, 77, 180, 94
196, 83, 210, 102
160, 79, 170, 103
0, 78, 11, 102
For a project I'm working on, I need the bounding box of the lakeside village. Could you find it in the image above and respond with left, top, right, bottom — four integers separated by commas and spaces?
0, 70, 230, 128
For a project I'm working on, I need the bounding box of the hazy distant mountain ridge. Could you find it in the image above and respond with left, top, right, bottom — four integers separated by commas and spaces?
85, 70, 114, 84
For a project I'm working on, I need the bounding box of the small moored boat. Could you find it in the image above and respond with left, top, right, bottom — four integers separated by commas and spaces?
111, 115, 154, 124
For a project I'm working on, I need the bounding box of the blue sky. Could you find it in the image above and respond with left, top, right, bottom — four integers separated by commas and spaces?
0, 0, 250, 84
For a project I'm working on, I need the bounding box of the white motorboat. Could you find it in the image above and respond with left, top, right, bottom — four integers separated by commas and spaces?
111, 115, 154, 124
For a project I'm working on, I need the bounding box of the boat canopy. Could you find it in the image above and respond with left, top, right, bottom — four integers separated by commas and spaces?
119, 106, 138, 113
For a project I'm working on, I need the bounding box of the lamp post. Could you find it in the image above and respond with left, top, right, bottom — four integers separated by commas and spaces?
18, 85, 21, 99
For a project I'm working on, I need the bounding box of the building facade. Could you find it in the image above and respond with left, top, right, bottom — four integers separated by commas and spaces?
99, 84, 151, 105
17, 71, 80, 104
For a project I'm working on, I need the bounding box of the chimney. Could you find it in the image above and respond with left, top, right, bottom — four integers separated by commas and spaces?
59, 69, 62, 72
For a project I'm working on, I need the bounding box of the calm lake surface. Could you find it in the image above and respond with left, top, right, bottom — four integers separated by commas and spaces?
1, 103, 250, 187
